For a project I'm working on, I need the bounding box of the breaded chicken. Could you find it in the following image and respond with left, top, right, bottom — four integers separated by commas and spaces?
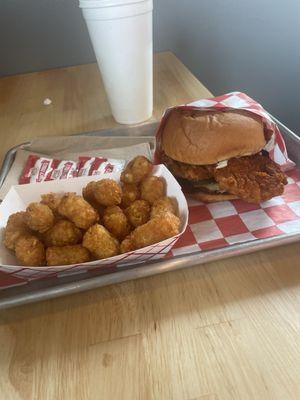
214, 154, 287, 203
161, 152, 214, 181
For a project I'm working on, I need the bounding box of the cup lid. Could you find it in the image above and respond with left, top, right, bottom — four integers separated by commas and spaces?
79, 0, 149, 7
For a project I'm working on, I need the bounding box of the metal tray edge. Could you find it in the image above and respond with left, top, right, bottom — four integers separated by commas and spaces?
0, 231, 299, 309
0, 142, 30, 189
0, 115, 299, 309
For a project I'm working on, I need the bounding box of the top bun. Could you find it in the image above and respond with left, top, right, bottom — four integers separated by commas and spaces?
161, 109, 267, 165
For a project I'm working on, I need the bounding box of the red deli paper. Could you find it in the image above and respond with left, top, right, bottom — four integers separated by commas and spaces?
19, 155, 77, 184
154, 91, 295, 171
77, 156, 125, 177
19, 155, 126, 184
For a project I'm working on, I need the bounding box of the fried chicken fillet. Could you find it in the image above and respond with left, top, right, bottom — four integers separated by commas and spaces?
214, 154, 287, 203
160, 109, 288, 203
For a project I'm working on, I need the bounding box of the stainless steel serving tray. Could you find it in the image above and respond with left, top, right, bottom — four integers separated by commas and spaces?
0, 116, 299, 309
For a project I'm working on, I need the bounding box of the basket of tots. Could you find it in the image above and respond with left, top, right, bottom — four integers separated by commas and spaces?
0, 156, 188, 273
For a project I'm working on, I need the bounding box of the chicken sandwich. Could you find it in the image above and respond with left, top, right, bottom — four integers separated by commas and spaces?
161, 109, 287, 203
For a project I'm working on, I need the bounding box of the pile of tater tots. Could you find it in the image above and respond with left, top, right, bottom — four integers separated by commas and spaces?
4, 156, 181, 266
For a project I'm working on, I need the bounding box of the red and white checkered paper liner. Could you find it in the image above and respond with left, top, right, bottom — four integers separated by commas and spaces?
170, 169, 300, 257
0, 165, 188, 289
154, 91, 295, 170
154, 92, 300, 256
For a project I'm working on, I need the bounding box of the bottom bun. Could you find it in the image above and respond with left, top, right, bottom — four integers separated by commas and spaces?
190, 191, 238, 203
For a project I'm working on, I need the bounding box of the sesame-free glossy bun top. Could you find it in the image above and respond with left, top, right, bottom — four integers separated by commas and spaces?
161, 109, 266, 165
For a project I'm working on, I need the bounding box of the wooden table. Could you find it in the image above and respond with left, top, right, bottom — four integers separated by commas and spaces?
1, 52, 300, 400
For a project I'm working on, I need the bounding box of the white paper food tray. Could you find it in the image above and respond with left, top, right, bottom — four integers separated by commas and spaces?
0, 164, 188, 278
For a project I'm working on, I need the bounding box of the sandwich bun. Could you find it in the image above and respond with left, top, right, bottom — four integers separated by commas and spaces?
161, 109, 267, 165
191, 191, 238, 203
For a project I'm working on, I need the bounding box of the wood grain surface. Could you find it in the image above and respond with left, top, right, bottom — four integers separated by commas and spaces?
0, 52, 300, 400
0, 52, 211, 165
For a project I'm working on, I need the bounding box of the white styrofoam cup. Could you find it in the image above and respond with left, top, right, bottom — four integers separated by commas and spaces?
79, 0, 153, 124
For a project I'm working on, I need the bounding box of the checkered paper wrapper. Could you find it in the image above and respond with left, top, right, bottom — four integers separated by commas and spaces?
154, 92, 300, 258
155, 91, 295, 170
0, 165, 188, 289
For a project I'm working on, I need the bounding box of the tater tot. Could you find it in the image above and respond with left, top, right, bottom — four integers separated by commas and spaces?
121, 183, 140, 208
15, 235, 46, 266
82, 224, 119, 259
40, 192, 62, 212
46, 245, 90, 266
93, 179, 122, 207
43, 220, 82, 247
25, 203, 55, 233
40, 192, 64, 221
120, 234, 135, 254
140, 176, 165, 204
103, 206, 131, 240
4, 211, 32, 251
82, 181, 98, 206
82, 181, 96, 202
58, 193, 99, 230
131, 212, 180, 249
120, 156, 153, 184
125, 200, 151, 227
150, 197, 177, 219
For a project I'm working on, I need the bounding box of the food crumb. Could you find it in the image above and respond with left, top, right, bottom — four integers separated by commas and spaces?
43, 98, 52, 106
